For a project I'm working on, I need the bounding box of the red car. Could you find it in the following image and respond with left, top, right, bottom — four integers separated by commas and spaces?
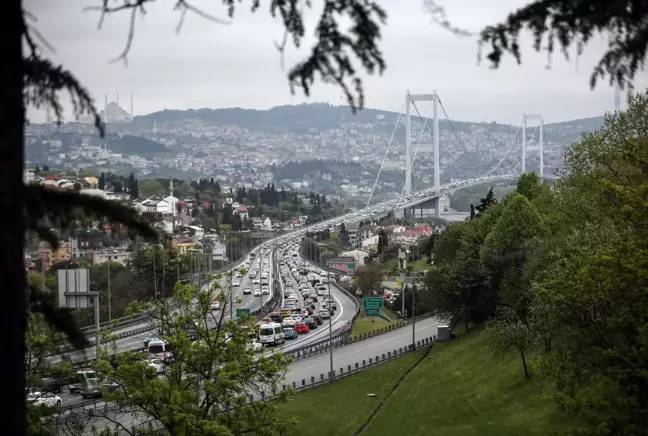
294, 322, 310, 334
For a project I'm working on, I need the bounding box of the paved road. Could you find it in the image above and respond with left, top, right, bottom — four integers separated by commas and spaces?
284, 316, 442, 387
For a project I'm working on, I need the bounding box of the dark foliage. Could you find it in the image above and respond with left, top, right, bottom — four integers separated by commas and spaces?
478, 0, 648, 89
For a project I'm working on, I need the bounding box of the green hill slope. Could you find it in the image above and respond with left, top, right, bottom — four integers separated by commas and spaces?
278, 327, 577, 436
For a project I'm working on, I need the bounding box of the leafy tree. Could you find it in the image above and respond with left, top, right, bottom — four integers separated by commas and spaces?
128, 172, 139, 199
354, 263, 384, 297
95, 281, 292, 435
515, 172, 542, 202
473, 187, 497, 217
139, 179, 165, 199
482, 308, 537, 380
25, 313, 74, 436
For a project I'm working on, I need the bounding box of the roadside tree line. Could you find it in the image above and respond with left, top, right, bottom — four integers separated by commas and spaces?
423, 90, 648, 435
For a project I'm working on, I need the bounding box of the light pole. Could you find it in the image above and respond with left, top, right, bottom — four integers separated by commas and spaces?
107, 259, 111, 322
411, 280, 416, 349
327, 270, 333, 379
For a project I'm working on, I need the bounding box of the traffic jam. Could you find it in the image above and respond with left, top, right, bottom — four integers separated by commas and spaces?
257, 243, 337, 347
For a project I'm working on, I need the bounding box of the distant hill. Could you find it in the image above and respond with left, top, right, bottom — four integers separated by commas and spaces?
136, 102, 605, 138
106, 134, 167, 154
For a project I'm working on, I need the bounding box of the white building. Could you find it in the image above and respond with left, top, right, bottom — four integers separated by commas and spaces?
164, 179, 179, 216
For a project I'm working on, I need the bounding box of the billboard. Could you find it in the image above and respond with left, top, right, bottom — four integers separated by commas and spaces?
58, 268, 90, 309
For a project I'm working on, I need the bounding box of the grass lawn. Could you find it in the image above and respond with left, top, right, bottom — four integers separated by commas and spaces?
363, 327, 576, 436
410, 256, 432, 270
351, 316, 393, 337
275, 350, 425, 436
276, 326, 577, 436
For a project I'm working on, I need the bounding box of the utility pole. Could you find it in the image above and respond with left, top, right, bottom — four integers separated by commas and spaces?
107, 259, 111, 322
153, 246, 158, 299
327, 270, 334, 379
411, 281, 416, 349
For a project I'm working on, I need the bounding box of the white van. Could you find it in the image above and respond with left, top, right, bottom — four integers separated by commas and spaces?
148, 339, 173, 363
259, 322, 285, 346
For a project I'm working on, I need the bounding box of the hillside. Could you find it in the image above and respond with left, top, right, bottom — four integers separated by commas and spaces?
277, 327, 576, 436
136, 102, 603, 139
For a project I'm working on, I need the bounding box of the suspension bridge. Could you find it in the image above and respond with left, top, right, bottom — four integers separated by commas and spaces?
366, 90, 556, 218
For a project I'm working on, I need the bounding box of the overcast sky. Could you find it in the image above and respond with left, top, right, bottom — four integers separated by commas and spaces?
28, 0, 647, 125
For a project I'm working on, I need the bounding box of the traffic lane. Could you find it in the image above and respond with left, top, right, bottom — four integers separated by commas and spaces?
283, 317, 443, 385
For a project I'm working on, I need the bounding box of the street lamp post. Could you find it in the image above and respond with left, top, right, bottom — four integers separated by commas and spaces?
327, 273, 334, 379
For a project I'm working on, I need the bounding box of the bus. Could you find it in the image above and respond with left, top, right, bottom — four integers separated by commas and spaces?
148, 338, 173, 363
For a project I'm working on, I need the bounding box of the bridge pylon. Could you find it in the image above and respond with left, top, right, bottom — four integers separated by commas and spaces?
405, 91, 440, 196
521, 113, 544, 178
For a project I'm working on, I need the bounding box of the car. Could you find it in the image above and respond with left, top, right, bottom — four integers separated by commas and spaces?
281, 316, 296, 327
318, 310, 331, 319
261, 288, 270, 295
294, 322, 309, 334
148, 358, 164, 374
254, 290, 262, 297
211, 300, 221, 310
283, 327, 298, 339
27, 391, 62, 407
304, 317, 317, 329
312, 314, 323, 325
248, 338, 263, 352
242, 288, 252, 295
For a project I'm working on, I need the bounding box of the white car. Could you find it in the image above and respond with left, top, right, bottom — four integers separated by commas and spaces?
281, 317, 296, 327
211, 300, 221, 311
242, 288, 252, 295
27, 392, 62, 407
253, 290, 262, 297
261, 288, 270, 295
148, 359, 164, 374
252, 278, 261, 284
248, 338, 263, 352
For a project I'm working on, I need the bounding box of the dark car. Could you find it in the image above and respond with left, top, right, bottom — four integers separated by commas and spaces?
312, 314, 323, 325
304, 317, 318, 329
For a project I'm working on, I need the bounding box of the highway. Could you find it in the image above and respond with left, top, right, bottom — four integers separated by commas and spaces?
62, 317, 445, 435
284, 316, 442, 387
57, 244, 357, 408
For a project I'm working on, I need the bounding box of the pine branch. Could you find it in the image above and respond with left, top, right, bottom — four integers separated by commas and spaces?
25, 184, 159, 250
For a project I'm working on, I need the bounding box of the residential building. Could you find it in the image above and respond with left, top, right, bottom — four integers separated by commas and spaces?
69, 229, 104, 258
340, 249, 369, 267
171, 235, 198, 254
24, 168, 35, 184
38, 241, 71, 270
92, 248, 132, 266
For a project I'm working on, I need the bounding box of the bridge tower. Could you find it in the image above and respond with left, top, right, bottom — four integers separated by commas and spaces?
405, 91, 439, 195
521, 113, 544, 178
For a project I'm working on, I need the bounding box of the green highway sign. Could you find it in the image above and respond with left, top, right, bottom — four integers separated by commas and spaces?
365, 308, 381, 317
236, 308, 250, 317
362, 296, 383, 309
348, 263, 356, 270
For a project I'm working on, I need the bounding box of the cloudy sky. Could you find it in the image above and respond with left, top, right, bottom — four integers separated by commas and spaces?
28, 0, 647, 125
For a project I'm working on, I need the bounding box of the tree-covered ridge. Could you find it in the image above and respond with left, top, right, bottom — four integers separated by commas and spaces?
135, 102, 604, 136
423, 90, 648, 434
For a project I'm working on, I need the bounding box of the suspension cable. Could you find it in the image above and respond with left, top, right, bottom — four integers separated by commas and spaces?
366, 111, 402, 208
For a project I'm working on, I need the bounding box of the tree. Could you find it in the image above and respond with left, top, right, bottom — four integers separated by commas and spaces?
95, 280, 292, 435
139, 179, 165, 199
98, 171, 106, 190
424, 0, 648, 90
482, 308, 537, 380
354, 263, 384, 297
128, 172, 139, 199
25, 313, 74, 435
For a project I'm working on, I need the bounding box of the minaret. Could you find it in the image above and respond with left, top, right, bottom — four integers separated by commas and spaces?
169, 179, 176, 216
